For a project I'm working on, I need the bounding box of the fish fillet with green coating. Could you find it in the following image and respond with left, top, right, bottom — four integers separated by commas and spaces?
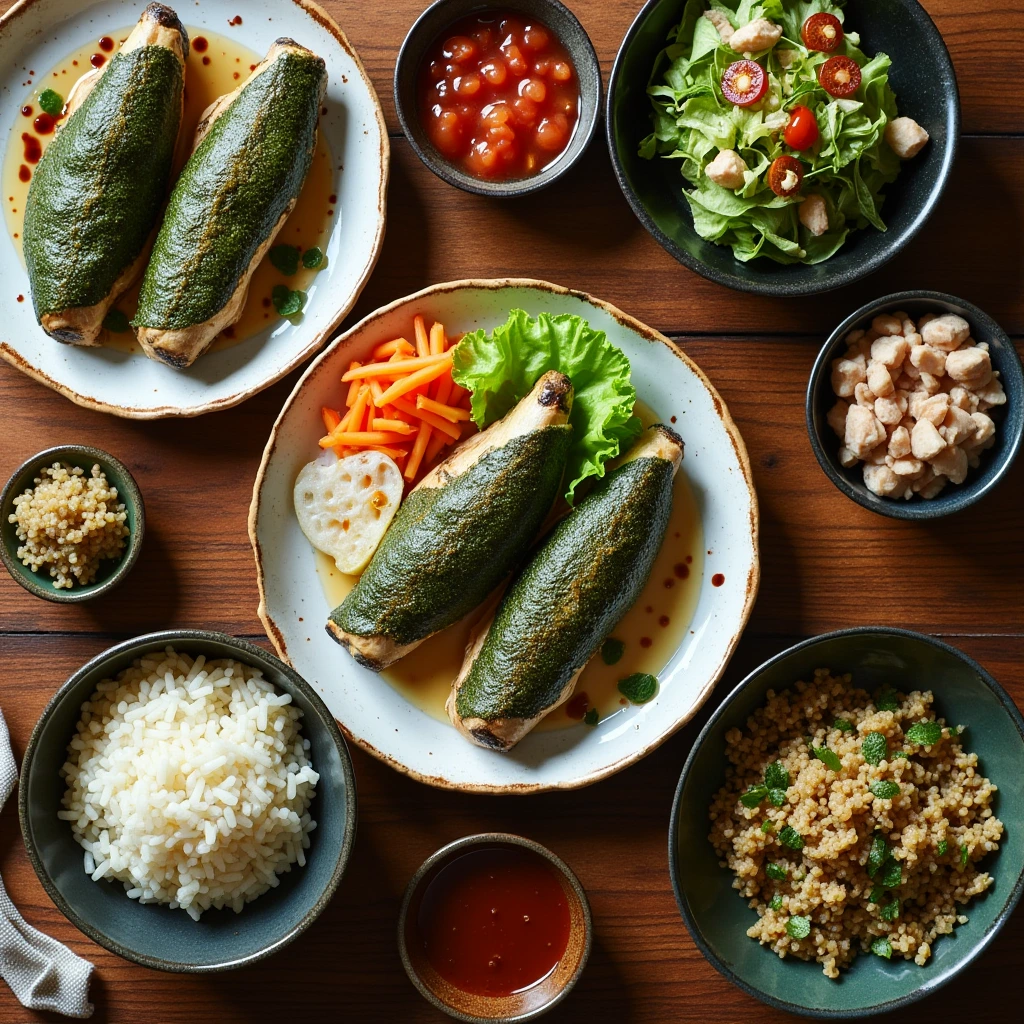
23, 3, 188, 346
327, 371, 575, 671
448, 424, 684, 751
134, 39, 327, 367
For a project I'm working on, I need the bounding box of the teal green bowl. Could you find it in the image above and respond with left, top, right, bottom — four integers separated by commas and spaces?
1, 445, 145, 602
19, 631, 358, 972
669, 628, 1024, 1017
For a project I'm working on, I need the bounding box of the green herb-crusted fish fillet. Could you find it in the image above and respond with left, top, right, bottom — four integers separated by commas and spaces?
449, 424, 684, 750
327, 371, 575, 671
23, 3, 188, 345
134, 39, 327, 367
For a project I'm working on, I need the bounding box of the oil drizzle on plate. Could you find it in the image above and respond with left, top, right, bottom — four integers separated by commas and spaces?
2, 25, 335, 353
313, 401, 705, 732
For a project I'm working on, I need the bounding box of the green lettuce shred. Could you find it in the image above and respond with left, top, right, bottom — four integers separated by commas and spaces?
639, 0, 902, 264
451, 310, 642, 505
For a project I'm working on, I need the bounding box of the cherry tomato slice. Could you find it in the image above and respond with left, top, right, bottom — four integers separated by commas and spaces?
818, 55, 861, 97
720, 60, 767, 108
801, 12, 844, 52
783, 104, 820, 151
768, 155, 804, 197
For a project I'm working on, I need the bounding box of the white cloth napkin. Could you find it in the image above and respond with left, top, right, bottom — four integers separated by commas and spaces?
0, 709, 94, 1018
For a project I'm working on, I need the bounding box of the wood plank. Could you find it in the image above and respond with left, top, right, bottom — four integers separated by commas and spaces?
0, 632, 1020, 1023
3, 336, 1021, 638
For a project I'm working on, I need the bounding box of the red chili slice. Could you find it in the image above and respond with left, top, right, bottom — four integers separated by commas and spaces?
783, 104, 819, 151
802, 12, 844, 52
767, 155, 804, 197
720, 60, 767, 108
818, 55, 861, 98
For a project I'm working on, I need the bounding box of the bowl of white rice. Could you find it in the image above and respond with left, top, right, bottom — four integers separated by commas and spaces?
18, 631, 357, 972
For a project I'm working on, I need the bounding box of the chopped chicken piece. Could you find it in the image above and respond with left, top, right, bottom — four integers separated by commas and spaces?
909, 344, 946, 375
884, 116, 930, 159
974, 375, 1006, 409
845, 405, 886, 458
918, 393, 950, 427
837, 446, 859, 469
929, 444, 968, 485
863, 463, 903, 497
920, 314, 970, 352
891, 456, 924, 478
888, 425, 912, 459
874, 395, 903, 426
729, 18, 782, 53
703, 9, 734, 43
910, 418, 946, 461
870, 335, 909, 369
799, 194, 829, 236
945, 347, 992, 387
831, 357, 866, 398
826, 400, 849, 439
940, 405, 976, 446
867, 361, 894, 398
705, 149, 748, 190
871, 314, 903, 337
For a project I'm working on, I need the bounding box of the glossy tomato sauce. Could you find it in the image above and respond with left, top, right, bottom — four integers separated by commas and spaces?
418, 11, 579, 180
415, 845, 571, 997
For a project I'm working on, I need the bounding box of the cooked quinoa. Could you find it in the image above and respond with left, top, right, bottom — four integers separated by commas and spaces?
709, 669, 1003, 978
8, 462, 129, 589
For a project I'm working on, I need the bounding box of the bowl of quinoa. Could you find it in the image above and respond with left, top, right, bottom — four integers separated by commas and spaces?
1, 445, 144, 602
670, 628, 1024, 1018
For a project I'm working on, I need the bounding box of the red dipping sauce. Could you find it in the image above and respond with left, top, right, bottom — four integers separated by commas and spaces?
418, 11, 579, 180
415, 846, 571, 997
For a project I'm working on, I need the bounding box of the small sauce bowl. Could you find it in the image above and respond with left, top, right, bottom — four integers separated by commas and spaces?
0, 444, 145, 602
394, 0, 601, 197
398, 833, 592, 1021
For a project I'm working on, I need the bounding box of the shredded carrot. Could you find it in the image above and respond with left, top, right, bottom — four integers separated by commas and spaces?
424, 429, 449, 464
413, 315, 430, 357
319, 430, 412, 448
345, 362, 362, 406
349, 385, 372, 434
372, 337, 415, 360
322, 406, 343, 433
341, 351, 451, 382
429, 322, 445, 355
416, 394, 470, 422
372, 418, 416, 435
368, 445, 408, 460
377, 355, 454, 407
404, 421, 432, 480
391, 396, 462, 440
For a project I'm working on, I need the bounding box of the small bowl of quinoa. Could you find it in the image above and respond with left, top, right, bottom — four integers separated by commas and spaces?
1, 445, 144, 603
670, 628, 1024, 1018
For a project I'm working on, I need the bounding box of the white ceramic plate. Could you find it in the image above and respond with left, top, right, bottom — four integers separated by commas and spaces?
250, 280, 760, 793
0, 0, 388, 417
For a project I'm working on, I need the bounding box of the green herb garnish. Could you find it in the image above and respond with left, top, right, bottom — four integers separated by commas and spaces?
764, 762, 789, 790
871, 936, 893, 959
869, 885, 885, 905
876, 688, 900, 712
937, 839, 949, 857
583, 708, 599, 726
741, 762, 790, 809
301, 246, 324, 270
905, 721, 943, 746
786, 916, 811, 940
769, 894, 783, 911
600, 638, 624, 665
833, 718, 855, 733
38, 88, 63, 116
880, 899, 900, 922
269, 244, 301, 276
862, 732, 888, 766
102, 308, 130, 333
272, 285, 306, 318
778, 826, 804, 851
867, 835, 888, 877
761, 820, 775, 834
813, 746, 842, 773
870, 780, 900, 800
766, 863, 787, 881
879, 859, 902, 889
741, 786, 768, 809
959, 844, 970, 870
618, 673, 658, 705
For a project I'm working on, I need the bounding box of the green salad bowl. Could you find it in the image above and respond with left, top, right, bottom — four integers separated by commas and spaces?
669, 628, 1024, 1017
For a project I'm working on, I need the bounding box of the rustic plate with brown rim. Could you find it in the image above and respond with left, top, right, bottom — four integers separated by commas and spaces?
0, 0, 388, 418
249, 279, 759, 793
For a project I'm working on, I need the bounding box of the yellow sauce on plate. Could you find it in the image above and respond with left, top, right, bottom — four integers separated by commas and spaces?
313, 403, 704, 732
3, 25, 335, 352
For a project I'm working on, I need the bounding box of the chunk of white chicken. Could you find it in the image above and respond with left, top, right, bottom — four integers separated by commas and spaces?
729, 18, 782, 53
798, 194, 829, 236
703, 9, 734, 43
705, 149, 748, 190
884, 117, 930, 159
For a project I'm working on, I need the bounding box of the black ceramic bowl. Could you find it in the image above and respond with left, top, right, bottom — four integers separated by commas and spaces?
19, 631, 357, 972
395, 0, 601, 197
607, 0, 959, 295
670, 628, 1024, 1018
807, 291, 1023, 519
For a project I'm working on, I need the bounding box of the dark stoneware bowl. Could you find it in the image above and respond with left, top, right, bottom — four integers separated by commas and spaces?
394, 0, 601, 197
670, 628, 1024, 1018
1, 444, 145, 602
607, 0, 959, 295
807, 291, 1023, 519
19, 631, 357, 972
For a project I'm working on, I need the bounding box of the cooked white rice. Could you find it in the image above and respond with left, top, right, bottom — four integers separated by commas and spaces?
59, 647, 319, 920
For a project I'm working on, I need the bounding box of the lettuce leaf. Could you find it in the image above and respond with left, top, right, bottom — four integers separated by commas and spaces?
451, 310, 642, 505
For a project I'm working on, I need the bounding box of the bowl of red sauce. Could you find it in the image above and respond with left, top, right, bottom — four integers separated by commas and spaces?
395, 0, 601, 196
398, 834, 592, 1021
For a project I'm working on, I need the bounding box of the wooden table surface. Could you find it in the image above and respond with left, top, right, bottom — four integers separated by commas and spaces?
1, 1, 1021, 1021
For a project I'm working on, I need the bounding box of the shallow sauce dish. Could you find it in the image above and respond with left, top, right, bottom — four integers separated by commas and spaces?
606, 0, 959, 295
250, 278, 759, 793
669, 628, 1024, 1018
0, 0, 388, 417
19, 630, 357, 972
807, 291, 1023, 519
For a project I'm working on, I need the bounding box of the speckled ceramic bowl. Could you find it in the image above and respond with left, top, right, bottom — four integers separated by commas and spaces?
0, 444, 145, 602
607, 0, 959, 295
807, 291, 1023, 519
669, 627, 1024, 1018
19, 630, 357, 972
394, 0, 601, 197
398, 834, 592, 1021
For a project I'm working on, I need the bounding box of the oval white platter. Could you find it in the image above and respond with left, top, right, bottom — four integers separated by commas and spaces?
0, 0, 388, 418
250, 279, 760, 793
